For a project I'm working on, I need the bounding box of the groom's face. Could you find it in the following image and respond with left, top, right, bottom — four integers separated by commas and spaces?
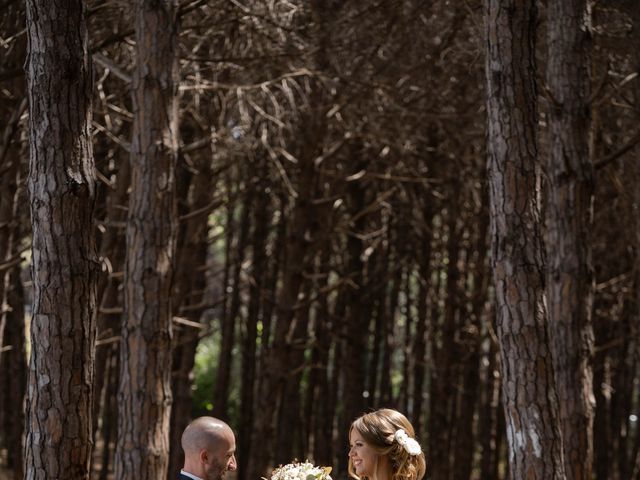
204, 430, 237, 480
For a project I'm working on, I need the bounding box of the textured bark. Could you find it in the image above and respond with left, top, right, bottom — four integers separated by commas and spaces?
545, 1, 596, 478
115, 1, 179, 478
486, 0, 566, 477
24, 0, 98, 477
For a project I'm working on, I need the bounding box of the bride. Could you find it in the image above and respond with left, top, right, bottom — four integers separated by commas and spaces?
348, 409, 426, 480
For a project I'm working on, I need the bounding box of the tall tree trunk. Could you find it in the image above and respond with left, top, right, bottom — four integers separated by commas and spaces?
546, 2, 595, 478
92, 154, 129, 472
4, 264, 26, 480
0, 2, 25, 367
24, 0, 98, 477
337, 162, 372, 474
100, 348, 119, 480
342, 163, 369, 436
309, 248, 333, 466
248, 83, 326, 480
486, 0, 566, 477
630, 4, 640, 477
452, 212, 488, 480
381, 230, 401, 407
213, 181, 253, 420
115, 1, 179, 478
429, 198, 460, 480
275, 279, 313, 464
168, 146, 215, 480
238, 160, 271, 480
478, 329, 501, 480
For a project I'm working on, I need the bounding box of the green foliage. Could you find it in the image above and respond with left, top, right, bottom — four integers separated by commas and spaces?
191, 332, 219, 417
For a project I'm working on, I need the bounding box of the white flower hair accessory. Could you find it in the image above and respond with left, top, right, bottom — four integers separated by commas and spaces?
394, 429, 422, 456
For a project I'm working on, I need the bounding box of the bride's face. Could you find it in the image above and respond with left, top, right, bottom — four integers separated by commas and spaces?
349, 430, 378, 478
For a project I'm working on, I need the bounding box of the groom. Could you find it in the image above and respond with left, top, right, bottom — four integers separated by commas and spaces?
179, 416, 237, 480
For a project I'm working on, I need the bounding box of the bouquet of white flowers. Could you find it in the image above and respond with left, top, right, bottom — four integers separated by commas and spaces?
268, 462, 332, 480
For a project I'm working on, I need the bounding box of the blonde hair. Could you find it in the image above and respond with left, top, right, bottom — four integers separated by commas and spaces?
348, 409, 426, 480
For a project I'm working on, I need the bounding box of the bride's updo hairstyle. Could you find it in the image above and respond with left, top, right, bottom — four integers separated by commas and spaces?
348, 409, 426, 480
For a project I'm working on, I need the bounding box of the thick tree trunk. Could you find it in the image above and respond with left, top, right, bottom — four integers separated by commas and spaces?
546, 2, 596, 478
24, 0, 98, 477
486, 0, 566, 477
115, 1, 179, 478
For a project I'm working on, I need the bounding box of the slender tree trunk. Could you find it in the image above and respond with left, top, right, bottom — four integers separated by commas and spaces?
381, 232, 401, 407
248, 74, 326, 479
330, 290, 348, 476
99, 347, 118, 480
275, 278, 313, 464
342, 162, 369, 433
453, 213, 488, 480
429, 199, 460, 480
486, 0, 566, 477
92, 154, 129, 472
310, 248, 333, 466
24, 0, 98, 477
630, 5, 640, 477
4, 265, 26, 480
546, 2, 595, 478
238, 160, 270, 480
213, 182, 254, 420
168, 147, 214, 480
479, 329, 500, 480
115, 1, 179, 478
400, 266, 412, 415
0, 2, 25, 368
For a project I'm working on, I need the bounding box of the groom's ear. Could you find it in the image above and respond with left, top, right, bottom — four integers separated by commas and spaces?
200, 449, 209, 464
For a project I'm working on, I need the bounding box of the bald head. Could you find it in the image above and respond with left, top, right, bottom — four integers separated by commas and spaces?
182, 417, 233, 454
181, 417, 237, 480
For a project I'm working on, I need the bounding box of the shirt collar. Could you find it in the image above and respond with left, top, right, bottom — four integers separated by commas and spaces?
180, 469, 203, 480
